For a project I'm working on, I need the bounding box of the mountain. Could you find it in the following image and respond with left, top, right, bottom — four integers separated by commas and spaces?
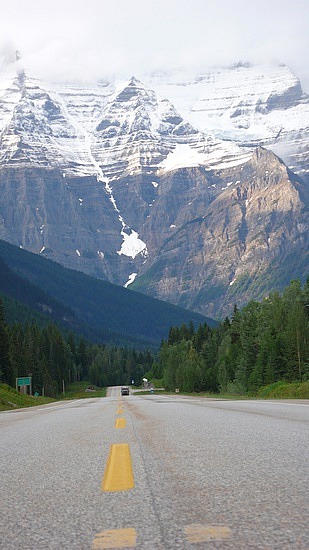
133, 148, 308, 316
147, 63, 309, 183
0, 239, 213, 347
0, 63, 308, 317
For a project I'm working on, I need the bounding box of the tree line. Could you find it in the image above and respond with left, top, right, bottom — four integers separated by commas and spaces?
0, 299, 153, 396
1, 279, 308, 397
151, 279, 309, 394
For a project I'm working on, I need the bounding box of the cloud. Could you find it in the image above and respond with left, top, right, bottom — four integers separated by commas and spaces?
1, 0, 308, 89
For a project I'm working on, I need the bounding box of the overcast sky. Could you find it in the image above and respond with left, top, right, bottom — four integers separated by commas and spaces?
1, 0, 308, 89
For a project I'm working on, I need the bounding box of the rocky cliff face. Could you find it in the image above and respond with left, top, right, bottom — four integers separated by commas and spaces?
0, 65, 308, 317
134, 148, 308, 316
0, 167, 134, 282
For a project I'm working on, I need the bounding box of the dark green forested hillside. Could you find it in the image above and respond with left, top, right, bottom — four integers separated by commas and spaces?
0, 257, 92, 332
0, 296, 155, 396
0, 240, 214, 347
150, 279, 309, 394
0, 279, 308, 399
0, 261, 144, 348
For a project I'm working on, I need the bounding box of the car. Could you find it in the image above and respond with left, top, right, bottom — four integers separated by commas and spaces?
121, 386, 130, 395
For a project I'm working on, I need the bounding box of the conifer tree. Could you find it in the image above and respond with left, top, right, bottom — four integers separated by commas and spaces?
0, 298, 11, 385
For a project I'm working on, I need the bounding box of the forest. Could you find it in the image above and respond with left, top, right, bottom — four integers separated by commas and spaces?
152, 279, 309, 394
0, 300, 154, 396
0, 278, 308, 397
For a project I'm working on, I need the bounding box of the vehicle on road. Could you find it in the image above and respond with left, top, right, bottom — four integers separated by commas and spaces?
121, 386, 130, 395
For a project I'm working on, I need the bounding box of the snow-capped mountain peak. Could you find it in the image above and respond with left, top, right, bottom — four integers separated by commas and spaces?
95, 75, 192, 138
0, 71, 97, 176
146, 63, 309, 180
86, 76, 204, 180
0, 63, 307, 317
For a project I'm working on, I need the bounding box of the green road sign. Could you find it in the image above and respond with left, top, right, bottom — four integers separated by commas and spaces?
16, 377, 31, 386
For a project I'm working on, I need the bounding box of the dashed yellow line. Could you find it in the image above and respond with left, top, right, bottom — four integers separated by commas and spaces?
102, 444, 134, 492
92, 528, 136, 549
116, 408, 124, 415
115, 417, 126, 429
184, 524, 232, 542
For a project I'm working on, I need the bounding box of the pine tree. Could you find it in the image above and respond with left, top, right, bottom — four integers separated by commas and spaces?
283, 280, 308, 381
0, 298, 11, 385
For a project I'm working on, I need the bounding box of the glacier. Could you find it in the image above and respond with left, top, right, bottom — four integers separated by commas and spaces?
145, 63, 309, 180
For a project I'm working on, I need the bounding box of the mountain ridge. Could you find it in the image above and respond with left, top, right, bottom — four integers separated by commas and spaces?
145, 63, 309, 182
0, 63, 308, 317
0, 239, 214, 347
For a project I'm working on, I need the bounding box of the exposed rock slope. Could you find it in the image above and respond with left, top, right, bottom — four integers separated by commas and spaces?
133, 148, 308, 316
0, 65, 308, 317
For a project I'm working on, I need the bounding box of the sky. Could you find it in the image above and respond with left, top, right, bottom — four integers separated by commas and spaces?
1, 0, 308, 89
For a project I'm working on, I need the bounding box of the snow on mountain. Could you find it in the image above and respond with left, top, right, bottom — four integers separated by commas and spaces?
0, 63, 307, 316
117, 229, 147, 259
0, 73, 21, 130
0, 71, 97, 176
54, 64, 309, 182
158, 141, 252, 174
2, 62, 307, 181
56, 81, 113, 132
146, 63, 309, 180
0, 72, 158, 259
85, 76, 203, 181
147, 64, 300, 137
74, 76, 252, 182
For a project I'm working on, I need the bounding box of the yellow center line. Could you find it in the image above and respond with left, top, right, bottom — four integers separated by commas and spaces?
115, 417, 126, 429
116, 408, 124, 414
92, 528, 136, 549
184, 524, 232, 542
102, 444, 134, 492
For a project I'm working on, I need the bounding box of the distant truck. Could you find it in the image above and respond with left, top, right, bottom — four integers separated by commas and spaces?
121, 386, 130, 395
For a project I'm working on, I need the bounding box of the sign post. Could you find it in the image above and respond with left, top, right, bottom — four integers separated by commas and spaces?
16, 376, 32, 395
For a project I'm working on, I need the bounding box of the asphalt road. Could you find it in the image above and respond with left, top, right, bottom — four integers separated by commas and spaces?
0, 390, 308, 549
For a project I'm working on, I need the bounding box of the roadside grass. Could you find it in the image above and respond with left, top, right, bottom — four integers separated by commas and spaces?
134, 388, 250, 399
148, 378, 164, 387
62, 381, 106, 399
133, 389, 166, 395
257, 381, 309, 399
135, 381, 309, 400
0, 381, 106, 411
0, 383, 55, 411
2, 380, 306, 411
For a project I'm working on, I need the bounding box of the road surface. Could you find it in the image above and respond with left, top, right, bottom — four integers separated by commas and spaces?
0, 389, 308, 549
